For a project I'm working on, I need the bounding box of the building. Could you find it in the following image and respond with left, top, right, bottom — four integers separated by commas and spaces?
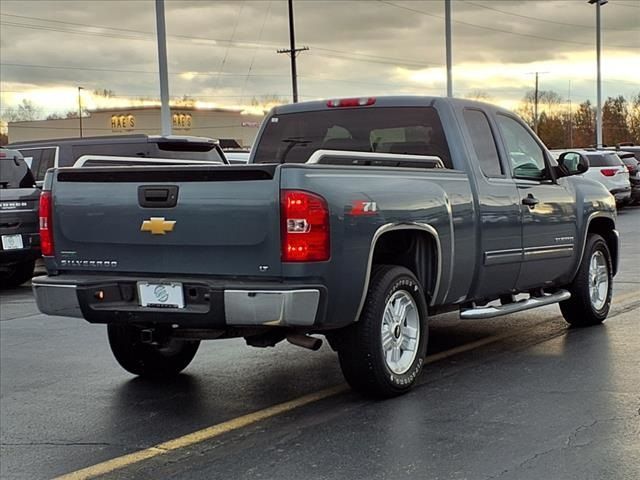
7, 106, 265, 147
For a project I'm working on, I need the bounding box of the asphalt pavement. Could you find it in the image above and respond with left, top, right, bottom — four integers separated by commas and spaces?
1, 206, 639, 480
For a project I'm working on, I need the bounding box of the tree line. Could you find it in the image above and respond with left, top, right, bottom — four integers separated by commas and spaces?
515, 91, 640, 149
3, 90, 639, 149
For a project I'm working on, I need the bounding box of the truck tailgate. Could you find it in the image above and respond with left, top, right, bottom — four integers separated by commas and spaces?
51, 165, 282, 277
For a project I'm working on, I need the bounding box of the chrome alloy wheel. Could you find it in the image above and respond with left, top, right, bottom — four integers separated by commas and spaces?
381, 290, 420, 375
589, 250, 609, 311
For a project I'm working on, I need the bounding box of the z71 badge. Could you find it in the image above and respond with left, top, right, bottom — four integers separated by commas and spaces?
350, 201, 378, 216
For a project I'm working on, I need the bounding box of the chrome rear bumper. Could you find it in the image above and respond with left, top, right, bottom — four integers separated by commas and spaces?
32, 276, 320, 326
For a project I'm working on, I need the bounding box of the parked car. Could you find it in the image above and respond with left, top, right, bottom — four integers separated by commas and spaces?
7, 134, 228, 185
606, 143, 640, 163
617, 152, 640, 205
551, 149, 631, 206
0, 148, 40, 288
33, 97, 619, 397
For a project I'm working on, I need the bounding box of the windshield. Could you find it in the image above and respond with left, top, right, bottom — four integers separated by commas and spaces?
253, 107, 452, 168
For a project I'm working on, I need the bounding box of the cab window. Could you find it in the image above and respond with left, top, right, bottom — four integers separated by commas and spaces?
496, 115, 548, 180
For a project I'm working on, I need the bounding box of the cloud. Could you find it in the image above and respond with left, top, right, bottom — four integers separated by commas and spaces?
1, 0, 638, 117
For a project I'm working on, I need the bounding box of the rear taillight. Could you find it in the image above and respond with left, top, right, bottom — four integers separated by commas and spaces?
281, 190, 330, 262
600, 168, 617, 177
39, 191, 54, 256
327, 97, 376, 108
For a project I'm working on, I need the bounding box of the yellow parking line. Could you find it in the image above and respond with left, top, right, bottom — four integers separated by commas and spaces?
55, 291, 638, 480
55, 333, 511, 480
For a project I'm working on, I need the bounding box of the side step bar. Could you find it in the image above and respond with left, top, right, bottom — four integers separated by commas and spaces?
460, 290, 571, 320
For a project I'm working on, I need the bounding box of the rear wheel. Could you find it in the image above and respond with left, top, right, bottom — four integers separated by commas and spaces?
0, 260, 35, 289
107, 324, 200, 377
337, 265, 428, 397
560, 234, 613, 327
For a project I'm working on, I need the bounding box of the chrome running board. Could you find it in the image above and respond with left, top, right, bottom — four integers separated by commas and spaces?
459, 290, 571, 320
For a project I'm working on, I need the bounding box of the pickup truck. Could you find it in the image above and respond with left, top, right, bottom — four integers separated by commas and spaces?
1, 148, 40, 288
33, 97, 619, 397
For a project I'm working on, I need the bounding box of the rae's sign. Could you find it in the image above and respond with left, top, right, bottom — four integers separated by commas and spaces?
111, 114, 135, 131
110, 112, 193, 131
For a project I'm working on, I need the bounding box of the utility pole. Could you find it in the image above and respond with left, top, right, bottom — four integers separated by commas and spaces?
529, 71, 548, 135
77, 86, 83, 138
155, 0, 172, 136
445, 0, 452, 97
588, 0, 607, 148
534, 72, 539, 134
568, 80, 573, 148
277, 0, 308, 103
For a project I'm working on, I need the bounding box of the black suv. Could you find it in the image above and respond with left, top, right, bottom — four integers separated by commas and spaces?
7, 134, 227, 185
0, 148, 40, 288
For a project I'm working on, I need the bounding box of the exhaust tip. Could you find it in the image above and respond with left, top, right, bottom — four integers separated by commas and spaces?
286, 333, 323, 351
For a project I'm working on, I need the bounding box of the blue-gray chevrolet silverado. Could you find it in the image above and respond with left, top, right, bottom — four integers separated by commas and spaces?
33, 97, 619, 397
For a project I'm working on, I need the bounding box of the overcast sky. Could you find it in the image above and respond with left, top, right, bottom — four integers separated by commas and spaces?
1, 0, 639, 117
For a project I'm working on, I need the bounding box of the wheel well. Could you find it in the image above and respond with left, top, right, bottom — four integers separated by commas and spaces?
588, 217, 618, 275
371, 229, 439, 303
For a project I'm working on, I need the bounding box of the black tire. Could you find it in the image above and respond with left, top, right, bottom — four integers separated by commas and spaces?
337, 265, 428, 398
107, 324, 200, 377
560, 233, 613, 327
0, 260, 35, 289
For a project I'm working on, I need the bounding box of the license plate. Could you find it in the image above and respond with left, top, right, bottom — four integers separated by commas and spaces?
1, 234, 23, 250
137, 282, 184, 308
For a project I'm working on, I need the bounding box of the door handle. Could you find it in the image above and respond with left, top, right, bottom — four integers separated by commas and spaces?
522, 194, 539, 207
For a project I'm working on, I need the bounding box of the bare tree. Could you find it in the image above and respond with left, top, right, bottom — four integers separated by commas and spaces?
1, 99, 42, 122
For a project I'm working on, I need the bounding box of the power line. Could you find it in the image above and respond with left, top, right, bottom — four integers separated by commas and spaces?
377, 0, 638, 49
0, 62, 291, 77
463, 1, 633, 30
0, 14, 435, 68
240, 1, 273, 102
609, 1, 640, 8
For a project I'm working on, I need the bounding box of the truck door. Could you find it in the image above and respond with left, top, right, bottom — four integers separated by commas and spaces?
495, 114, 578, 291
462, 108, 522, 298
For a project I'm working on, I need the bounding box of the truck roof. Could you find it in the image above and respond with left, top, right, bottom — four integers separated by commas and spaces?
270, 95, 505, 115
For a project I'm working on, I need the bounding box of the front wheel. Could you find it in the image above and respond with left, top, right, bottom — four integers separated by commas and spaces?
107, 324, 200, 377
560, 233, 613, 327
337, 265, 428, 398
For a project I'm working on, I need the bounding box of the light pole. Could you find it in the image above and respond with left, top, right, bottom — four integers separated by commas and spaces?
77, 86, 83, 138
588, 0, 607, 148
155, 0, 172, 136
445, 0, 452, 97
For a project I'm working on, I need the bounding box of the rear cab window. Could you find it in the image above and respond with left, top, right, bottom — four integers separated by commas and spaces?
253, 107, 453, 169
0, 153, 36, 189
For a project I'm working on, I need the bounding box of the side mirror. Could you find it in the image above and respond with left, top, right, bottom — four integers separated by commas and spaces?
557, 152, 589, 177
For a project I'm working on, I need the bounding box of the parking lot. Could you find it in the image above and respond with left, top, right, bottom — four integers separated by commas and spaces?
1, 205, 638, 480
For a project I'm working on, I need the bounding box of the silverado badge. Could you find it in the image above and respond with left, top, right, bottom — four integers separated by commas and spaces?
140, 217, 176, 235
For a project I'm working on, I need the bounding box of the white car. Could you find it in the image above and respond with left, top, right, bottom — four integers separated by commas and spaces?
551, 149, 631, 205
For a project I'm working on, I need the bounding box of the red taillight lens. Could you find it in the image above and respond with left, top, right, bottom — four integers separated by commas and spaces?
39, 191, 54, 256
600, 168, 617, 177
326, 97, 376, 108
281, 190, 330, 262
